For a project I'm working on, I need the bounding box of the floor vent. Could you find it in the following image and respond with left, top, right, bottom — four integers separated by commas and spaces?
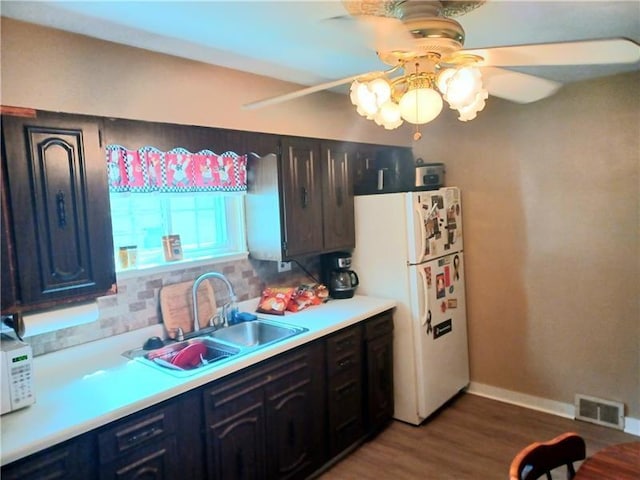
575, 394, 625, 430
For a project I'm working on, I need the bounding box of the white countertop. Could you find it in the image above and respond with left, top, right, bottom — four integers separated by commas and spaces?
0, 295, 395, 466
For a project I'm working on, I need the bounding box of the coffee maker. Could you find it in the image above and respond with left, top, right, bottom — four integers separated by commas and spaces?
322, 252, 359, 299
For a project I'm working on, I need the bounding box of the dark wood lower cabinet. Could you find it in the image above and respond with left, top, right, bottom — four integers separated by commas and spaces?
204, 342, 324, 480
0, 435, 95, 480
1, 311, 394, 480
326, 325, 364, 458
264, 344, 324, 479
365, 313, 395, 436
204, 379, 267, 479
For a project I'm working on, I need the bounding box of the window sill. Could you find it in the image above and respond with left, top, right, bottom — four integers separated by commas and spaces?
115, 251, 249, 281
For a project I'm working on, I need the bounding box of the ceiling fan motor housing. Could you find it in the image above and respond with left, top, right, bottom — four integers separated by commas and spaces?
378, 15, 465, 66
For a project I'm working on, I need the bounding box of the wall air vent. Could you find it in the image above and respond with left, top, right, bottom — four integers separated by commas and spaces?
575, 394, 625, 430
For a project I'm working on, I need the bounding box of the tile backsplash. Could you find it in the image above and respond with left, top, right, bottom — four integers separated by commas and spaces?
27, 256, 320, 356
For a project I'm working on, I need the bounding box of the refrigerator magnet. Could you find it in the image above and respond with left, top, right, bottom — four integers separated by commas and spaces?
444, 265, 451, 286
447, 298, 458, 308
425, 266, 432, 287
436, 274, 446, 298
453, 255, 461, 280
440, 301, 447, 313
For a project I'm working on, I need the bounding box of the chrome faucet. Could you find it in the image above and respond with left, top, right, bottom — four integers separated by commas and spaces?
191, 272, 238, 334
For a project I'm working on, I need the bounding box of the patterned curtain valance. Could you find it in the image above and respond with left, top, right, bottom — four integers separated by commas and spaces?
107, 145, 247, 193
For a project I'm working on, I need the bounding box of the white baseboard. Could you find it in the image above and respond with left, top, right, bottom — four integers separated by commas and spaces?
467, 382, 639, 437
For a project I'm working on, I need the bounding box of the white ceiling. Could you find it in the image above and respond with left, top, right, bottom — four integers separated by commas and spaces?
2, 1, 640, 101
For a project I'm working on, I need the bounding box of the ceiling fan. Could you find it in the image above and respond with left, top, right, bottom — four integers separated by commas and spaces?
243, 0, 640, 138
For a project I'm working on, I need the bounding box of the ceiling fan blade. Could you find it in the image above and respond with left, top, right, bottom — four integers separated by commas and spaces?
242, 74, 363, 110
481, 67, 562, 104
355, 15, 415, 53
464, 38, 640, 67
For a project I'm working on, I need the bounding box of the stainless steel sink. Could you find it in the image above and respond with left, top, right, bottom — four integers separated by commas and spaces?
123, 319, 307, 377
209, 319, 307, 348
125, 337, 240, 377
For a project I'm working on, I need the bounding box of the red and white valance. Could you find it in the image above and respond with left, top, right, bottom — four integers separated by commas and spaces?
107, 145, 247, 193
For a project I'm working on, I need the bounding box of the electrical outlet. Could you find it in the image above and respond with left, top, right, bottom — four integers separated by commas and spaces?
277, 261, 292, 273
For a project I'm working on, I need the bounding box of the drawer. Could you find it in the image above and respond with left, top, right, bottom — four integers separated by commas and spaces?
328, 370, 362, 407
99, 435, 178, 480
98, 403, 178, 464
327, 326, 362, 377
364, 311, 393, 340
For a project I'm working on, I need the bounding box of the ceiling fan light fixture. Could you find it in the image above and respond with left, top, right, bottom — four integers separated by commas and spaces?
442, 66, 483, 108
368, 77, 392, 104
374, 100, 403, 129
455, 88, 488, 121
398, 84, 443, 125
350, 80, 378, 118
350, 77, 393, 119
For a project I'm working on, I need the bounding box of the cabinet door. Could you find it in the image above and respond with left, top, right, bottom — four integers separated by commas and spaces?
321, 142, 355, 252
326, 325, 365, 457
1, 155, 18, 312
264, 344, 325, 480
352, 144, 379, 196
366, 333, 394, 435
1, 435, 95, 480
204, 378, 266, 480
364, 312, 394, 436
280, 137, 323, 257
2, 113, 116, 306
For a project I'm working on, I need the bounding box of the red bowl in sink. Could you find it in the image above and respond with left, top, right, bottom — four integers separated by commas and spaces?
171, 342, 207, 369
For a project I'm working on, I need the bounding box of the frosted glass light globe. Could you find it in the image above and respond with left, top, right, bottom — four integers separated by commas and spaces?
374, 101, 403, 129
444, 67, 483, 109
368, 78, 392, 106
350, 81, 378, 118
399, 87, 443, 124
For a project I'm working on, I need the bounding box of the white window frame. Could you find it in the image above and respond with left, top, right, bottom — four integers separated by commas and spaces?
109, 191, 247, 279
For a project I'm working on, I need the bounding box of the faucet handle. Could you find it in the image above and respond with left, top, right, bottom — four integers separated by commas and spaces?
169, 327, 184, 341
222, 302, 238, 327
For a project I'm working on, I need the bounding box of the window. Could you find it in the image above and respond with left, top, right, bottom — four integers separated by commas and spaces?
110, 191, 246, 270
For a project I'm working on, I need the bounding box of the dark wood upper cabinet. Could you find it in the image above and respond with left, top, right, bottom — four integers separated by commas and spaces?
246, 136, 357, 261
321, 141, 355, 252
1, 155, 19, 312
280, 137, 324, 258
1, 112, 116, 309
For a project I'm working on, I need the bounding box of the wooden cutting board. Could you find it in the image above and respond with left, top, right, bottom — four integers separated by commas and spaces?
160, 280, 217, 339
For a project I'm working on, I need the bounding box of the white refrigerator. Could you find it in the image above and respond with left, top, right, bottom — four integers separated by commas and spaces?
352, 187, 469, 425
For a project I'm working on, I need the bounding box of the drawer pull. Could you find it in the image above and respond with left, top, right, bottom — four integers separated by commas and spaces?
336, 381, 356, 399
124, 426, 158, 446
335, 338, 354, 351
338, 358, 352, 369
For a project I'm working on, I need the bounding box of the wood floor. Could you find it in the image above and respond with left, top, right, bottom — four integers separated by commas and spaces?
318, 393, 638, 479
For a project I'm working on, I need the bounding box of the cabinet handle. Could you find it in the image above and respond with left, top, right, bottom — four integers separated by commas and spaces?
56, 190, 66, 227
336, 186, 343, 207
301, 187, 308, 208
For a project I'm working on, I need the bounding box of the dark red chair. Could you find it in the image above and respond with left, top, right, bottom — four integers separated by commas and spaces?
509, 432, 587, 480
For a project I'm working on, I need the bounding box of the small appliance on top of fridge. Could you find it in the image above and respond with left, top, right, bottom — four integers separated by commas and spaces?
351, 186, 469, 425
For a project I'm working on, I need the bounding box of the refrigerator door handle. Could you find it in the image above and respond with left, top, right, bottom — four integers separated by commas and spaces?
413, 203, 426, 265
417, 266, 429, 326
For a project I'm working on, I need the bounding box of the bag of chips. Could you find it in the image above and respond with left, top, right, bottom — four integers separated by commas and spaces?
256, 287, 295, 315
286, 283, 330, 312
